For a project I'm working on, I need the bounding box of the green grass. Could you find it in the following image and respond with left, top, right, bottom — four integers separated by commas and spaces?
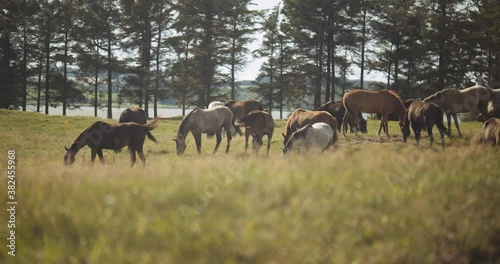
0, 109, 498, 263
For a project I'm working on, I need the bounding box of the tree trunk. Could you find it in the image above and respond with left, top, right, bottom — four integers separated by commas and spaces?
63, 30, 68, 116
22, 22, 27, 111
107, 35, 112, 119
44, 29, 50, 115
360, 5, 367, 90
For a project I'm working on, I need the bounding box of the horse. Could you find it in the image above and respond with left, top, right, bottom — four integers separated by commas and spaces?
422, 86, 494, 137
342, 89, 406, 138
119, 107, 147, 125
402, 100, 451, 149
282, 108, 338, 146
482, 118, 500, 146
173, 106, 242, 155
239, 110, 274, 156
474, 73, 500, 118
376, 99, 415, 121
64, 116, 160, 167
207, 101, 231, 138
224, 99, 264, 124
316, 101, 367, 133
282, 122, 334, 154
208, 101, 225, 109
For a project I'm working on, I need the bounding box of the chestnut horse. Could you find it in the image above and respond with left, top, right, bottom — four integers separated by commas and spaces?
402, 100, 451, 149
224, 99, 264, 123
343, 89, 406, 138
282, 108, 338, 146
316, 101, 367, 133
423, 86, 493, 137
482, 118, 500, 146
119, 107, 147, 125
173, 106, 242, 155
239, 110, 274, 156
376, 99, 415, 121
64, 116, 160, 167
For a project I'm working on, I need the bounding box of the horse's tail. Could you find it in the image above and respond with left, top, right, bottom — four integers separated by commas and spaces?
435, 109, 454, 140
145, 116, 160, 143
232, 116, 243, 136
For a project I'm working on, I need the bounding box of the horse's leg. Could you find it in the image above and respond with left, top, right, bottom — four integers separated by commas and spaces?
213, 129, 222, 154
452, 113, 462, 138
342, 111, 350, 137
193, 132, 202, 154
426, 124, 435, 148
91, 148, 97, 164
446, 113, 452, 134
128, 146, 136, 167
97, 149, 104, 164
244, 130, 250, 155
411, 122, 420, 146
437, 126, 446, 149
266, 134, 272, 157
137, 147, 146, 167
254, 135, 263, 156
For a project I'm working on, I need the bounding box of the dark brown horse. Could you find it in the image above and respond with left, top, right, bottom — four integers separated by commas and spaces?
343, 89, 406, 138
423, 86, 494, 137
224, 99, 264, 124
119, 107, 147, 124
282, 108, 338, 146
64, 117, 160, 167
316, 101, 367, 133
239, 110, 274, 156
402, 100, 451, 149
482, 118, 500, 146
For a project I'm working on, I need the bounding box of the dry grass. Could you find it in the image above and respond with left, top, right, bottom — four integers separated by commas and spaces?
0, 109, 498, 263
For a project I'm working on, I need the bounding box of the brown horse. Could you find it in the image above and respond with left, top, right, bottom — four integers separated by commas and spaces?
482, 118, 500, 146
376, 99, 415, 121
119, 107, 147, 124
402, 100, 451, 149
423, 86, 494, 137
173, 106, 242, 155
239, 110, 274, 156
282, 108, 338, 146
316, 101, 367, 133
224, 99, 264, 124
64, 117, 160, 167
343, 89, 406, 138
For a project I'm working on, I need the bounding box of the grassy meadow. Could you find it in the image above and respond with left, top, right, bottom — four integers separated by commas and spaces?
0, 109, 498, 263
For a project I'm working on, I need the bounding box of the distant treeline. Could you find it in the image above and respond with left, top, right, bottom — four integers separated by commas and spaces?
1, 0, 499, 118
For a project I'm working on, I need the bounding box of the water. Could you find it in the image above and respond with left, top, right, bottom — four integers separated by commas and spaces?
25, 105, 291, 120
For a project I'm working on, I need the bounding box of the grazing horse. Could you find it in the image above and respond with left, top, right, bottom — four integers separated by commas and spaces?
119, 107, 147, 124
343, 89, 406, 138
282, 122, 334, 154
402, 100, 451, 149
239, 110, 274, 156
482, 118, 500, 146
282, 108, 338, 146
64, 117, 160, 167
423, 86, 493, 137
224, 99, 264, 124
316, 101, 367, 133
173, 106, 242, 155
376, 99, 415, 121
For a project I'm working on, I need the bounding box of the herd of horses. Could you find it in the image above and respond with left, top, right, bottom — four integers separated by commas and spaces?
64, 80, 500, 166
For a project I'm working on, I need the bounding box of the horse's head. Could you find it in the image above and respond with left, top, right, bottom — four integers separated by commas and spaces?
64, 146, 76, 165
401, 117, 411, 143
173, 135, 186, 155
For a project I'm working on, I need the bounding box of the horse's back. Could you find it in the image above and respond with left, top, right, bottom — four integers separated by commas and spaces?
119, 107, 147, 124
307, 122, 334, 150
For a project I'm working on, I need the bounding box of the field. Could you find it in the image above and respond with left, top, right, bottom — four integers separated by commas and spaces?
0, 109, 498, 263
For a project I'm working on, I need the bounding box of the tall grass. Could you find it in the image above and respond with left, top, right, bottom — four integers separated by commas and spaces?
0, 110, 498, 263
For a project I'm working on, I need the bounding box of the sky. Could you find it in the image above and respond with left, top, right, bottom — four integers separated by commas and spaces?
236, 0, 385, 83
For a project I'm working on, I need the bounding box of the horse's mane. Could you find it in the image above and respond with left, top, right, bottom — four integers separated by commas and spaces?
293, 124, 311, 139
71, 121, 107, 150
381, 89, 404, 105
178, 108, 200, 134
423, 88, 455, 102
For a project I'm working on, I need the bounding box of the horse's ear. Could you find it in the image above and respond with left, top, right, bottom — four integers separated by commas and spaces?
282, 133, 285, 138
65, 146, 69, 151
172, 138, 177, 142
